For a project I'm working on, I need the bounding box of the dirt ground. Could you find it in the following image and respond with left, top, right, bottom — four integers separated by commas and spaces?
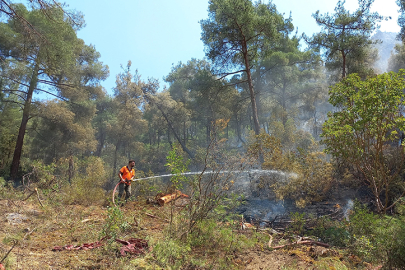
0, 198, 379, 270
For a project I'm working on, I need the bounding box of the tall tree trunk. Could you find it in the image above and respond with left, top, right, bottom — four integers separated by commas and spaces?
167, 123, 172, 147
112, 139, 121, 182
68, 152, 74, 184
10, 62, 39, 182
235, 115, 242, 143
206, 123, 210, 145
160, 109, 193, 158
95, 127, 105, 157
282, 81, 287, 126
157, 129, 160, 148
342, 50, 346, 79
183, 121, 186, 144
242, 42, 260, 135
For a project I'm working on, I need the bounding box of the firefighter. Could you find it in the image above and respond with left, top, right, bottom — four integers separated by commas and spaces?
118, 159, 135, 202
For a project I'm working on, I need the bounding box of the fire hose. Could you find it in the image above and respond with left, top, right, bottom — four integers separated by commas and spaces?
112, 178, 189, 207
112, 179, 135, 207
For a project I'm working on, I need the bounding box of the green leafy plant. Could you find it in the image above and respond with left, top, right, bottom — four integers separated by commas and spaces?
322, 71, 405, 213
153, 237, 191, 270
101, 205, 125, 241
344, 201, 405, 268
165, 144, 190, 191
248, 132, 333, 207
61, 156, 108, 206
287, 212, 306, 235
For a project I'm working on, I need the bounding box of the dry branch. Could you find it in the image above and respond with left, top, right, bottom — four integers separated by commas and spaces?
35, 188, 44, 208
145, 213, 169, 222
269, 238, 330, 249
23, 227, 37, 241
23, 176, 56, 202
0, 241, 17, 264
268, 234, 273, 248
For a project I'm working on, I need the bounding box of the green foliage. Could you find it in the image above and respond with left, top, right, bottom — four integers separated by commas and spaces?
273, 149, 333, 208
347, 202, 377, 237
332, 201, 405, 268
287, 212, 306, 235
0, 96, 20, 176
153, 217, 257, 269
312, 216, 350, 247
165, 144, 189, 190
200, 0, 289, 72
0, 2, 107, 180
101, 205, 125, 240
183, 139, 251, 237
19, 159, 55, 186
248, 133, 333, 207
153, 237, 191, 270
29, 100, 99, 163
0, 177, 17, 200
304, 0, 383, 80
61, 156, 108, 206
164, 59, 237, 147
200, 0, 292, 134
322, 71, 405, 213
388, 43, 405, 72
321, 227, 350, 247
397, 0, 405, 42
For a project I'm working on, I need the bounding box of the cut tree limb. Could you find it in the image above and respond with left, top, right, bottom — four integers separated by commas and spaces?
145, 213, 169, 222
269, 238, 330, 249
35, 188, 44, 208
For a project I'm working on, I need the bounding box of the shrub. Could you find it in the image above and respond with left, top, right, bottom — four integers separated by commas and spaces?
249, 132, 333, 207
346, 201, 405, 268
61, 156, 108, 206
322, 71, 405, 213
153, 237, 191, 270
101, 205, 126, 240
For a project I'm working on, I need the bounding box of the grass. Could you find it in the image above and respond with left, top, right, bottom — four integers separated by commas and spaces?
0, 187, 385, 270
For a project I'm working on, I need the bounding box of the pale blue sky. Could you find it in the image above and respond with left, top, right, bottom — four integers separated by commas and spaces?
64, 0, 400, 94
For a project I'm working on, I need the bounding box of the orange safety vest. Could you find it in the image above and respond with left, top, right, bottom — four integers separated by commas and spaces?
120, 166, 135, 185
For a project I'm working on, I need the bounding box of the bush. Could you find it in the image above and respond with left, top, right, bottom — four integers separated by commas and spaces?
101, 205, 126, 240
61, 156, 108, 206
249, 133, 333, 207
346, 201, 405, 268
153, 237, 191, 270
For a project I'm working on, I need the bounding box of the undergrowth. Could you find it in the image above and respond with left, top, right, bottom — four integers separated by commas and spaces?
1, 147, 405, 269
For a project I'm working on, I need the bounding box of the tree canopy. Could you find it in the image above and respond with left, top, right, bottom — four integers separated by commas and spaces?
304, 0, 383, 81
200, 0, 291, 135
0, 3, 107, 180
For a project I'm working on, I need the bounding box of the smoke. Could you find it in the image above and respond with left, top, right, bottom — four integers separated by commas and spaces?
261, 201, 285, 226
343, 199, 354, 221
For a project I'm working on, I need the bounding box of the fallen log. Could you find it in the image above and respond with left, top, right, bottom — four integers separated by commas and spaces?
270, 238, 330, 249
157, 190, 189, 206
240, 222, 255, 230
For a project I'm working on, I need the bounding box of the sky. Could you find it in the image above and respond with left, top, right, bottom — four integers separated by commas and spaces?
63, 0, 401, 94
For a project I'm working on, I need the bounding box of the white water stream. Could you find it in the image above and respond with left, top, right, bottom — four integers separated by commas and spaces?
131, 169, 354, 223
133, 169, 296, 182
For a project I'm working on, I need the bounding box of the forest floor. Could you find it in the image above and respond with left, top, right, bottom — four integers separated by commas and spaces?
0, 197, 381, 270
